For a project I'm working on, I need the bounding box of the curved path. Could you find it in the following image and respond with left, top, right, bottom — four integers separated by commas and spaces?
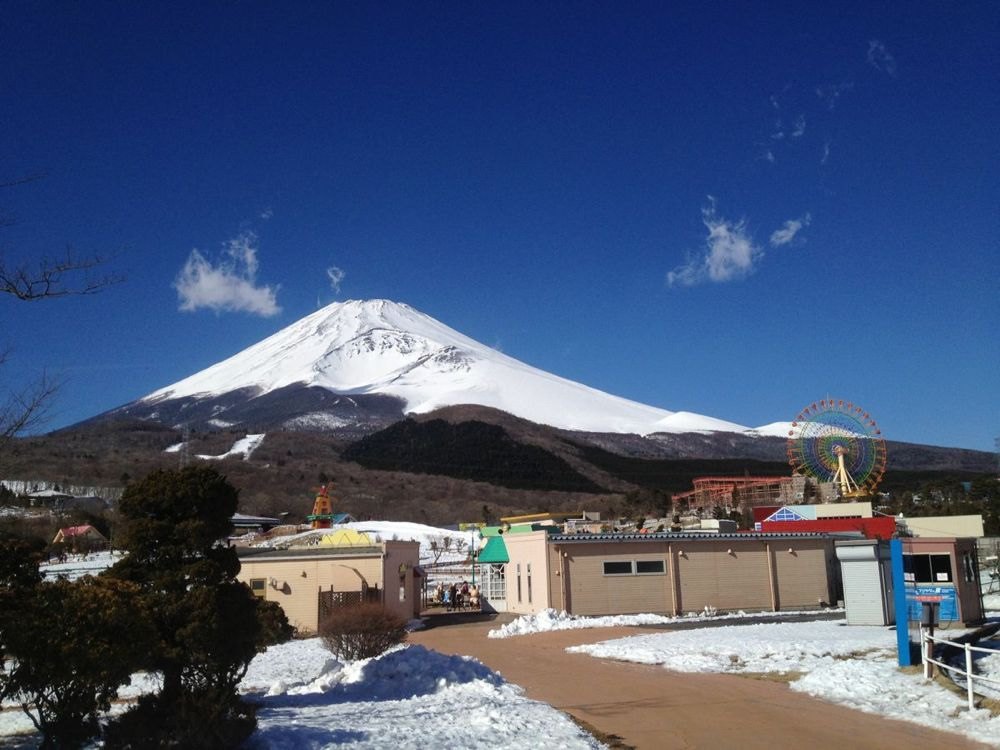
410, 615, 991, 750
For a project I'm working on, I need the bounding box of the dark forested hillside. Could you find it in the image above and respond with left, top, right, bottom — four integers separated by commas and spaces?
341, 419, 606, 493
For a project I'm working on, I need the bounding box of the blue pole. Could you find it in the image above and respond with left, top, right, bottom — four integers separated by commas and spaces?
890, 539, 915, 666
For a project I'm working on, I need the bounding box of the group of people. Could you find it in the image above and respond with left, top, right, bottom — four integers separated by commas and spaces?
434, 580, 480, 611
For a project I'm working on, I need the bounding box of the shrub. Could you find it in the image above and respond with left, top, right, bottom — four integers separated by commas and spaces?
319, 603, 408, 660
103, 688, 256, 750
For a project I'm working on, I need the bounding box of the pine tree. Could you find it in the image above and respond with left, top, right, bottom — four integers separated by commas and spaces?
2, 576, 153, 749
105, 467, 291, 747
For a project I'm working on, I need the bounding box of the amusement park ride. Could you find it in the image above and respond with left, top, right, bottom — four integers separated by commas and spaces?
307, 484, 337, 528
787, 398, 888, 498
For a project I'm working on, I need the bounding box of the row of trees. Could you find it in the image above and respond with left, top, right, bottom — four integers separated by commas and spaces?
0, 467, 292, 749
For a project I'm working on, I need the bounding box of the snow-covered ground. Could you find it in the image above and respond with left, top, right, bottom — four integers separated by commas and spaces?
240, 639, 602, 749
0, 639, 602, 749
488, 606, 844, 638
493, 605, 1000, 748
4, 601, 1000, 747
39, 550, 122, 581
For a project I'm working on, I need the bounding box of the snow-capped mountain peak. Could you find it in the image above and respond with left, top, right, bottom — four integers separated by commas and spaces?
138, 299, 750, 436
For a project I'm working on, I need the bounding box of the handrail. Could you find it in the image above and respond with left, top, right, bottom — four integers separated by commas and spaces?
922, 630, 1000, 710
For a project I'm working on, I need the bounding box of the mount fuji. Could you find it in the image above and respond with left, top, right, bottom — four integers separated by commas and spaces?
101, 299, 779, 437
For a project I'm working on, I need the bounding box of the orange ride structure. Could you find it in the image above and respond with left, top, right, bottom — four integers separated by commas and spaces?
307, 484, 337, 529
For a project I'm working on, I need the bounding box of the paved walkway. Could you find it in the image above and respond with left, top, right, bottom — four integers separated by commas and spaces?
410, 614, 992, 750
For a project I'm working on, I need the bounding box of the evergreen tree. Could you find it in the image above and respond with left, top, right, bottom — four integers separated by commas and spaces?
0, 533, 44, 701
105, 467, 291, 747
2, 576, 153, 749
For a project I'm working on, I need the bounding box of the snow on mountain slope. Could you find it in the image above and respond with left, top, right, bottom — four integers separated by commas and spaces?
141, 299, 751, 436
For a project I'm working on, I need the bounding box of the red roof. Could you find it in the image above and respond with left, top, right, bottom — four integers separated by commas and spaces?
59, 525, 97, 538
760, 517, 897, 540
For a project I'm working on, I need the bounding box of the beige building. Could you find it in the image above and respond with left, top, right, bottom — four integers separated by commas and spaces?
237, 538, 421, 634
503, 530, 839, 617
901, 515, 984, 538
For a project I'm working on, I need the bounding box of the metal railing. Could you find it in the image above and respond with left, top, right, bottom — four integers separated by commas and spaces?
922, 630, 1000, 710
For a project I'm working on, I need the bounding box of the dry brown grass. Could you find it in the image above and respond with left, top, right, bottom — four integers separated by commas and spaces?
736, 671, 804, 684
566, 714, 636, 750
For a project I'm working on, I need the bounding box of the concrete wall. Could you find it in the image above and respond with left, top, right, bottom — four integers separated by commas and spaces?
381, 541, 422, 621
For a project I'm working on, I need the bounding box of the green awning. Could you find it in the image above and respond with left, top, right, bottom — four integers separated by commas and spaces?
476, 535, 509, 564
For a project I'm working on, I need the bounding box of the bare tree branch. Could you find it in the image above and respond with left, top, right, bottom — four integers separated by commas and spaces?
0, 370, 60, 460
0, 248, 124, 300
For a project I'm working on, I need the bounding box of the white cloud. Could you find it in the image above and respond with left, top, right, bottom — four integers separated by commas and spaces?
820, 140, 831, 165
867, 40, 897, 77
769, 213, 812, 246
175, 230, 281, 317
260, 207, 274, 220
667, 199, 763, 287
326, 265, 346, 294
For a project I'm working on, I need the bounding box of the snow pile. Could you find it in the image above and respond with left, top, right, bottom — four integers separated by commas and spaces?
568, 620, 894, 673
488, 607, 843, 638
243, 639, 602, 749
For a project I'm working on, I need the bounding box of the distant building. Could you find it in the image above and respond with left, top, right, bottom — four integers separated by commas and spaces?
899, 515, 985, 538
502, 529, 840, 618
237, 534, 421, 633
52, 524, 108, 551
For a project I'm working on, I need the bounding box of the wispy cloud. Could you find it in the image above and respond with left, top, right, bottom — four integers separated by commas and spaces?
791, 115, 806, 138
260, 207, 273, 220
820, 140, 831, 165
815, 81, 854, 110
867, 40, 897, 77
667, 199, 764, 287
326, 265, 346, 294
769, 213, 812, 246
175, 230, 281, 317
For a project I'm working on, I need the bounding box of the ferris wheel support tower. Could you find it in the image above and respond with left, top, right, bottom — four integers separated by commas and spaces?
831, 445, 860, 496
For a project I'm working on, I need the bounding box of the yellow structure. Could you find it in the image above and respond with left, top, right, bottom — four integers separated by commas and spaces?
319, 528, 374, 547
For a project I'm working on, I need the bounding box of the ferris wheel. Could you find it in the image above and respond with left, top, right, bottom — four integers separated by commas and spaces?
786, 398, 887, 497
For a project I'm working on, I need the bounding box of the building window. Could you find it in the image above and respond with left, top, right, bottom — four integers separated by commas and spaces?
962, 552, 977, 584
603, 561, 633, 576
635, 560, 666, 575
904, 553, 953, 584
249, 578, 267, 598
516, 563, 522, 603
527, 563, 532, 603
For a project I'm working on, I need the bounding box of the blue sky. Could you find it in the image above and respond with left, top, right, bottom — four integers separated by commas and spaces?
2, 2, 997, 451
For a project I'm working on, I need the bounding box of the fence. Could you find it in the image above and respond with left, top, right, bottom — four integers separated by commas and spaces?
317, 587, 382, 622
922, 630, 1000, 710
